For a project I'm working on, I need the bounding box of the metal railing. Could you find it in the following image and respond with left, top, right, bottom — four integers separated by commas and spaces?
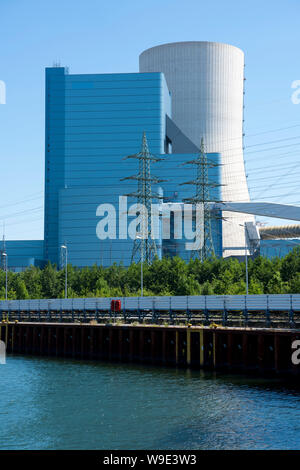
0, 311, 297, 328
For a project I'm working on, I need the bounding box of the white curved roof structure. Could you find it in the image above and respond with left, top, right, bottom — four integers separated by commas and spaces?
214, 202, 300, 221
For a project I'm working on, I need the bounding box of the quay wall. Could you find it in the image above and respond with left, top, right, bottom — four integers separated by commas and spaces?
1, 322, 299, 377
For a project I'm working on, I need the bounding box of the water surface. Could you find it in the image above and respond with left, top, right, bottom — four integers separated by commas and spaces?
0, 355, 299, 449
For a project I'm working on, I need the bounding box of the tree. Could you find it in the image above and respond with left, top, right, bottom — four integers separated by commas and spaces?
40, 262, 59, 298
0, 248, 298, 298
15, 278, 29, 299
281, 247, 300, 283
95, 277, 110, 297
201, 281, 214, 295
288, 273, 300, 293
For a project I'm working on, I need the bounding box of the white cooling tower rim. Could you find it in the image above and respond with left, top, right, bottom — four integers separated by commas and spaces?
140, 41, 244, 55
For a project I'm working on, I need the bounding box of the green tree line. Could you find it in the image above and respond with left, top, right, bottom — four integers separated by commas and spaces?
1, 248, 300, 300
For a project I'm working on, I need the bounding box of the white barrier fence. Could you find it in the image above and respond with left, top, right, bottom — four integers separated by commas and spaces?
0, 294, 300, 313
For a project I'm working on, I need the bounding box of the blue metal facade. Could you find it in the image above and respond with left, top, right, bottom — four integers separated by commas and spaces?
45, 67, 223, 267
155, 153, 222, 261
45, 69, 171, 266
6, 67, 223, 269
58, 152, 222, 267
260, 239, 300, 258
2, 241, 44, 271
44, 67, 66, 265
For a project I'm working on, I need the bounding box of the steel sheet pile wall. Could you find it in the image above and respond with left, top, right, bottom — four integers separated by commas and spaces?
1, 322, 299, 377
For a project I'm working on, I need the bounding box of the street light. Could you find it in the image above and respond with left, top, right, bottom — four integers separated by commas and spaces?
61, 245, 68, 299
2, 252, 7, 300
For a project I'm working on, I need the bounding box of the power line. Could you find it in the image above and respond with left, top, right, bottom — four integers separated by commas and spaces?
0, 206, 43, 221
0, 192, 43, 210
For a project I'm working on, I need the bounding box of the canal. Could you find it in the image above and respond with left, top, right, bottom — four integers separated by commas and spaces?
0, 355, 300, 450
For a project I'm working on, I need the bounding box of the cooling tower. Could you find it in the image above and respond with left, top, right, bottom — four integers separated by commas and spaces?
139, 41, 254, 257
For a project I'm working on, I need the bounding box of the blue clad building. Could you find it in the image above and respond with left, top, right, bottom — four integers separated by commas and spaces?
2, 241, 44, 271
3, 65, 223, 269
43, 66, 223, 267
45, 68, 171, 265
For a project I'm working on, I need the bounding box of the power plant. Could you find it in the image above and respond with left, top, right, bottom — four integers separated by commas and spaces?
1, 41, 300, 270
140, 41, 254, 257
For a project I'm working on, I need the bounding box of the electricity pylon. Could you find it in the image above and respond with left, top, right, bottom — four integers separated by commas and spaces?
121, 132, 165, 264
181, 138, 223, 261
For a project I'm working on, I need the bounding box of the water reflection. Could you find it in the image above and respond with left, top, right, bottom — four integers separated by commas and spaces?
0, 355, 299, 450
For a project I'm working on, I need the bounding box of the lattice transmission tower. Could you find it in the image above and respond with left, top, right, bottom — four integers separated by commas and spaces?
181, 138, 223, 261
121, 132, 165, 264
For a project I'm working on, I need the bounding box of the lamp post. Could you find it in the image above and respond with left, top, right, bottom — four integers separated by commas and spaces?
61, 245, 68, 299
141, 251, 143, 297
2, 252, 7, 300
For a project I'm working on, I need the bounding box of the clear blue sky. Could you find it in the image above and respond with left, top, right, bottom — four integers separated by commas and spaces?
0, 0, 300, 240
